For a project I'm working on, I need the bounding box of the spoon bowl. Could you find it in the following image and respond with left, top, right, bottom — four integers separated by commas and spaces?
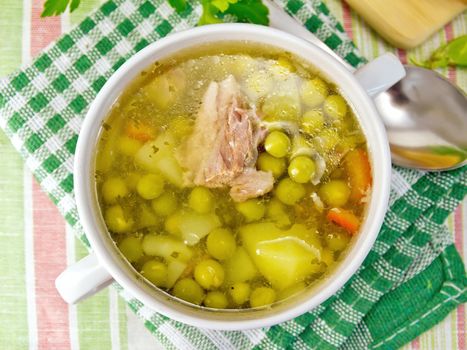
374, 66, 467, 171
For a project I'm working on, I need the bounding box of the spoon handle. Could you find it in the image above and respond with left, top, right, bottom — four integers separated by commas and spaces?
264, 0, 354, 71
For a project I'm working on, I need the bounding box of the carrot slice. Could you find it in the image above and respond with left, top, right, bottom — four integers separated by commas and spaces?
125, 120, 156, 142
327, 208, 360, 235
345, 148, 372, 202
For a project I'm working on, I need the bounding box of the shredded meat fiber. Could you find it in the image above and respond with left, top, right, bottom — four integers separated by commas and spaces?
177, 75, 273, 202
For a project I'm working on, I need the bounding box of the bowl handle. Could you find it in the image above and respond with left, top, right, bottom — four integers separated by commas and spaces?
55, 252, 113, 304
353, 54, 406, 97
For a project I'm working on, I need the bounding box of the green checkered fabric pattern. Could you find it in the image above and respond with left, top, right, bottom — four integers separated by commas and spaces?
0, 0, 465, 349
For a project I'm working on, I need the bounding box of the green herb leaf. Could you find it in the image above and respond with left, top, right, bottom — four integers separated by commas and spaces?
430, 145, 467, 161
224, 0, 269, 25
199, 0, 223, 25
211, 0, 238, 12
168, 0, 188, 13
410, 35, 467, 69
41, 0, 81, 17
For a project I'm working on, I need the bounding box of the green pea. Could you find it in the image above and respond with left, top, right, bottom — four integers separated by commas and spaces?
323, 95, 348, 120
325, 232, 350, 252
102, 177, 128, 204
275, 178, 306, 205
257, 152, 286, 178
118, 236, 143, 262
172, 278, 205, 305
204, 291, 228, 309
229, 282, 251, 305
318, 180, 350, 207
164, 212, 182, 236
118, 136, 143, 156
194, 259, 225, 290
288, 156, 316, 184
301, 110, 325, 134
264, 131, 291, 158
105, 205, 133, 233
250, 287, 276, 308
188, 187, 214, 214
141, 260, 168, 287
136, 174, 164, 200
206, 228, 236, 261
300, 78, 328, 108
236, 199, 266, 222
152, 193, 178, 216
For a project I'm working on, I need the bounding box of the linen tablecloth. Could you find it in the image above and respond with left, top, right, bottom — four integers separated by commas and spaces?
0, 0, 465, 349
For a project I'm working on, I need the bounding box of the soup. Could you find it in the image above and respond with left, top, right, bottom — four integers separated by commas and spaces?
94, 43, 372, 309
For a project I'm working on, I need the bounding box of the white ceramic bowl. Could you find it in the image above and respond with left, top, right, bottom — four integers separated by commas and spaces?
57, 23, 403, 330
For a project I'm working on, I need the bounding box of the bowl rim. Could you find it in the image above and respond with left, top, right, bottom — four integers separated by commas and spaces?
74, 23, 391, 330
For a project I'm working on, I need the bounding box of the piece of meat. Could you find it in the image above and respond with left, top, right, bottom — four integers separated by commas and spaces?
178, 75, 273, 201
230, 169, 274, 202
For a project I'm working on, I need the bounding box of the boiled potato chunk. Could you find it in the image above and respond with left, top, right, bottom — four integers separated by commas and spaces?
142, 234, 193, 262
224, 247, 259, 284
177, 210, 221, 246
166, 259, 188, 288
262, 94, 301, 122
135, 134, 184, 187
244, 70, 274, 100
255, 238, 322, 290
137, 204, 158, 229
239, 223, 322, 290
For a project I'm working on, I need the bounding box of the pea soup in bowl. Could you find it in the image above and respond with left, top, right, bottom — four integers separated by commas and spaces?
57, 24, 403, 330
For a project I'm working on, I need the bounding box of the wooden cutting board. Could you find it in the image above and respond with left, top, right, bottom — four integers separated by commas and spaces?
346, 0, 466, 49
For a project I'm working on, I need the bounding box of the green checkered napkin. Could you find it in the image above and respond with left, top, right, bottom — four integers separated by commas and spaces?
0, 0, 466, 348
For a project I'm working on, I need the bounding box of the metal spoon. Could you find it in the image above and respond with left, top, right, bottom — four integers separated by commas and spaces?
374, 67, 467, 170
265, 0, 467, 171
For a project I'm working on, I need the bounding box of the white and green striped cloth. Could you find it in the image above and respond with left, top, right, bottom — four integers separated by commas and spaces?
0, 0, 465, 349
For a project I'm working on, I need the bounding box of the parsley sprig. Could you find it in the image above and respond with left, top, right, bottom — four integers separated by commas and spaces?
41, 0, 269, 25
